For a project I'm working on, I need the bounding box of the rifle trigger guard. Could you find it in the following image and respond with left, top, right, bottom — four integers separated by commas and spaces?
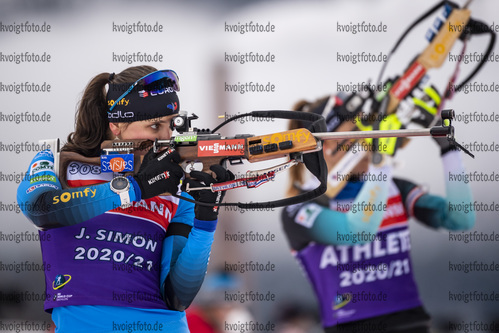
181, 161, 203, 174
228, 157, 244, 165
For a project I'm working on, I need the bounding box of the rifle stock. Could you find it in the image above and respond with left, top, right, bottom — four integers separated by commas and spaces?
54, 128, 321, 190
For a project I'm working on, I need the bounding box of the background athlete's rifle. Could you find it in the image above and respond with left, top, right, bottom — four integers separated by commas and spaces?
370, 0, 495, 132
41, 108, 464, 210
321, 0, 495, 197
382, 0, 495, 114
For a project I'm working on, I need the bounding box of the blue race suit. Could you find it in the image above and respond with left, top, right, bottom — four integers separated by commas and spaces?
17, 149, 217, 333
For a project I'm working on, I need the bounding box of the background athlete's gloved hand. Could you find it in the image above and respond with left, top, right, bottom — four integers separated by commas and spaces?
184, 165, 235, 221
376, 113, 406, 156
410, 85, 441, 128
133, 148, 184, 200
357, 112, 405, 165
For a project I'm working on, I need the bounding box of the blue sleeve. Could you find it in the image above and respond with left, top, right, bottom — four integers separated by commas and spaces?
411, 151, 475, 230
282, 164, 393, 247
160, 192, 195, 293
170, 192, 195, 227
161, 193, 217, 311
16, 150, 140, 230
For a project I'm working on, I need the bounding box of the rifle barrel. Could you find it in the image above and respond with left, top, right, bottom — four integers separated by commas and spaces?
314, 128, 432, 141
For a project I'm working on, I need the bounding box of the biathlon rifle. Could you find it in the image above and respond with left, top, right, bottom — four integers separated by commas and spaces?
42, 108, 467, 210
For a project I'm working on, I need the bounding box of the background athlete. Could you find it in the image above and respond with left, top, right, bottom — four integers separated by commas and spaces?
281, 92, 475, 333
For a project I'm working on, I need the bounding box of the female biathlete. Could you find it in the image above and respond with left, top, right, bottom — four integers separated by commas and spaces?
17, 66, 233, 332
281, 93, 475, 332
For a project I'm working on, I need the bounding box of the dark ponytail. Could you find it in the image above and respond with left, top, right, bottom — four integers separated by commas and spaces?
62, 65, 157, 157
